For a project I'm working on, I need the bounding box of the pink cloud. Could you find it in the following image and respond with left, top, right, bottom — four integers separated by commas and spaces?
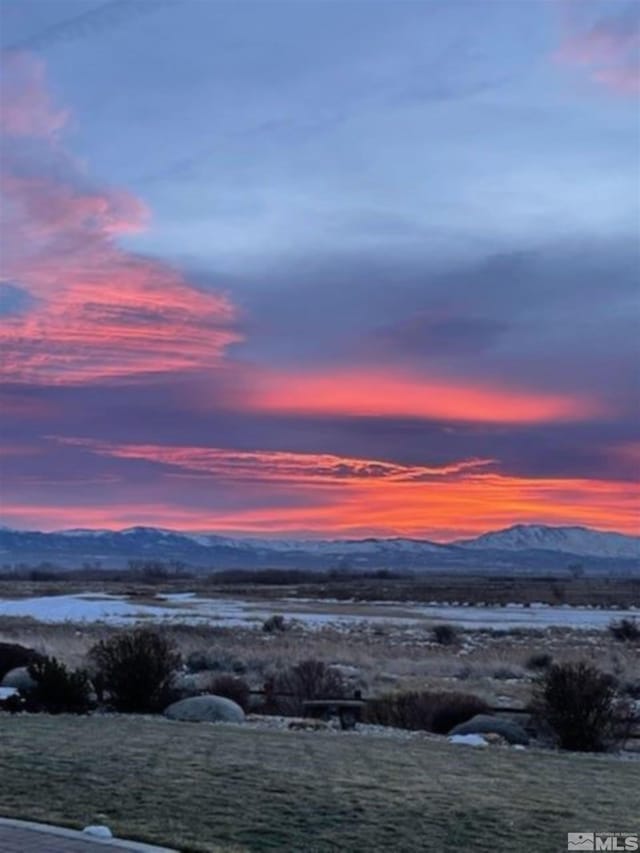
593, 65, 640, 94
240, 367, 604, 425
0, 53, 68, 137
555, 3, 640, 96
53, 437, 496, 483
0, 53, 241, 384
4, 438, 639, 538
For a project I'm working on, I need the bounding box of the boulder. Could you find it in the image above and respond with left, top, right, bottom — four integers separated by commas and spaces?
164, 694, 245, 724
83, 826, 113, 839
0, 642, 41, 681
448, 714, 529, 746
1, 666, 37, 692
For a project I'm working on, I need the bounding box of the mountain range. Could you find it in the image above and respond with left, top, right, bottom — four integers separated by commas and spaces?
0, 523, 638, 574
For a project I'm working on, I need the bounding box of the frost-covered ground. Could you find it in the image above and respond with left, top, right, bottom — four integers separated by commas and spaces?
0, 591, 637, 630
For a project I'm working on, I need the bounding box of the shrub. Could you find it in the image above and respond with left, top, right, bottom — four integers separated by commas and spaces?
186, 650, 245, 674
262, 614, 288, 633
622, 680, 640, 700
430, 693, 490, 734
531, 661, 624, 751
268, 659, 346, 715
25, 656, 92, 714
89, 628, 181, 713
209, 675, 251, 711
431, 624, 459, 646
0, 692, 25, 713
0, 642, 42, 681
366, 690, 488, 733
526, 652, 553, 671
492, 666, 523, 680
609, 618, 640, 643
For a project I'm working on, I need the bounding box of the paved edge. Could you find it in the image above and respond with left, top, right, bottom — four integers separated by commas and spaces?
0, 817, 177, 852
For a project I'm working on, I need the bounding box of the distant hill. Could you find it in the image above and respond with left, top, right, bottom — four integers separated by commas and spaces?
0, 523, 637, 574
456, 524, 640, 559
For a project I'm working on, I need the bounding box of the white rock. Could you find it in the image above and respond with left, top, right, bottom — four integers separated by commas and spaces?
83, 825, 113, 839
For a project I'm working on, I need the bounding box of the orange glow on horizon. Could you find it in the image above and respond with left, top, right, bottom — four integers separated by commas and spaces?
3, 439, 635, 540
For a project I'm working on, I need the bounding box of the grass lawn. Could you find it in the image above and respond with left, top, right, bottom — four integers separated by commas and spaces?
0, 715, 638, 852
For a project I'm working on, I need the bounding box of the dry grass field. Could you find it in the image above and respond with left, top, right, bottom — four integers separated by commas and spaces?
1, 714, 638, 853
1, 613, 638, 707
1, 574, 638, 607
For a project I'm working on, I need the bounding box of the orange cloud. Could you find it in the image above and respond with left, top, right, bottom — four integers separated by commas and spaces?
33, 438, 639, 539
54, 437, 496, 483
0, 53, 240, 384
243, 368, 602, 425
2, 472, 637, 539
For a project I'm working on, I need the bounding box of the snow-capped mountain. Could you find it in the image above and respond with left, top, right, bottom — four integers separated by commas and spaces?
0, 524, 637, 573
456, 524, 640, 560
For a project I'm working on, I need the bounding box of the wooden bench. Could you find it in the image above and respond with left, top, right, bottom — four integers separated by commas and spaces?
302, 699, 366, 730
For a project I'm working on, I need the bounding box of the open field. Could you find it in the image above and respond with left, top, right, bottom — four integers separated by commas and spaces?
1, 610, 639, 708
1, 574, 639, 607
1, 715, 639, 852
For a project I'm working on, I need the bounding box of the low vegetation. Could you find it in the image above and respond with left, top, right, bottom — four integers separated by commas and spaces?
531, 661, 629, 752
609, 617, 640, 643
265, 658, 346, 715
261, 614, 288, 633
432, 624, 459, 646
366, 689, 488, 734
88, 628, 181, 713
25, 656, 92, 714
208, 675, 251, 712
525, 652, 553, 671
2, 619, 639, 755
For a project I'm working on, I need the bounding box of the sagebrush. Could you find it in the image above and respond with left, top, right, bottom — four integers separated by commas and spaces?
89, 628, 181, 713
366, 690, 488, 733
26, 656, 92, 714
531, 661, 626, 751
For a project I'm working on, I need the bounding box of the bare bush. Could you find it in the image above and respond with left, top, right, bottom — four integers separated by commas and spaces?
209, 675, 251, 711
89, 628, 181, 713
432, 624, 459, 646
531, 661, 626, 752
267, 659, 346, 716
526, 652, 553, 671
26, 656, 92, 714
366, 690, 488, 733
609, 618, 640, 643
262, 615, 288, 633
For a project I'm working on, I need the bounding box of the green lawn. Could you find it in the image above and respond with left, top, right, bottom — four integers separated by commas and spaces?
0, 715, 638, 852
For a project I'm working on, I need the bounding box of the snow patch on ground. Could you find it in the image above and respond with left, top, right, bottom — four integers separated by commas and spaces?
449, 734, 488, 747
0, 687, 18, 700
0, 593, 637, 630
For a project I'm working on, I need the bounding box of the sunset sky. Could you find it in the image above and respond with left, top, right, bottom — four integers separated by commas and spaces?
0, 0, 638, 539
